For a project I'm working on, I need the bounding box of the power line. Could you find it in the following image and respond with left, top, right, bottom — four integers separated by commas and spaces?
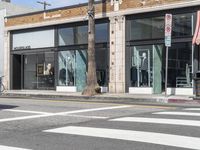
37, 1, 51, 10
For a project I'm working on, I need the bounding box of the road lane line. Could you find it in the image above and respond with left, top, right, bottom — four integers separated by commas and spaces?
153, 111, 200, 116
0, 114, 50, 123
55, 105, 131, 115
3, 109, 53, 115
44, 126, 200, 150
184, 108, 200, 111
0, 145, 31, 150
65, 114, 108, 119
110, 117, 200, 127
0, 105, 130, 123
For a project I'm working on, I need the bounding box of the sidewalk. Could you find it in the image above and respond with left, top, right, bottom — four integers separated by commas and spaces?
1, 90, 200, 106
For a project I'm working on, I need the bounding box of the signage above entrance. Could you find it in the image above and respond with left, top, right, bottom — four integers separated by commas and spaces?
13, 46, 31, 50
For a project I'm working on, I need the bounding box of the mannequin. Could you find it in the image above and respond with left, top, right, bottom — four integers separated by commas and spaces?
44, 63, 53, 75
67, 57, 74, 86
141, 52, 148, 86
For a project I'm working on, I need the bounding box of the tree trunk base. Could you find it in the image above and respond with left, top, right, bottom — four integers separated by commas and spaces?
82, 85, 101, 96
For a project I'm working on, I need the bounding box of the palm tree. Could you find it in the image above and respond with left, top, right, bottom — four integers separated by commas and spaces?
82, 0, 100, 96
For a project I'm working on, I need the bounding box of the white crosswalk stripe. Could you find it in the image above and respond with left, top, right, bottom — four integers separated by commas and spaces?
184, 108, 200, 111
0, 145, 31, 150
110, 117, 200, 127
153, 111, 200, 116
43, 108, 200, 150
44, 126, 200, 150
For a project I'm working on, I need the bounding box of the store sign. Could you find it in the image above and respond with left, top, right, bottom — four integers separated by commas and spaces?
165, 14, 172, 47
13, 46, 31, 50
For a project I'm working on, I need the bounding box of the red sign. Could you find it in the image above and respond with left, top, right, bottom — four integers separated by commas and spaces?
165, 14, 172, 47
165, 14, 172, 36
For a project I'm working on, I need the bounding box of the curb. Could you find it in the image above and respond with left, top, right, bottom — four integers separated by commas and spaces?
1, 93, 200, 107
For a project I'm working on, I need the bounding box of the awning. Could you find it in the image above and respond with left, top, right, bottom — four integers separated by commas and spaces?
193, 11, 200, 45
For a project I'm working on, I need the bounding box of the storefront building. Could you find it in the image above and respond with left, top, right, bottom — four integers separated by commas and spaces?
4, 0, 200, 95
10, 20, 109, 92
126, 7, 196, 95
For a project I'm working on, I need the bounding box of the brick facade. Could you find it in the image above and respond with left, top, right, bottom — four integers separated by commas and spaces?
5, 0, 184, 27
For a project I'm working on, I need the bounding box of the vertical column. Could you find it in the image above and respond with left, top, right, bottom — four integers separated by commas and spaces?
109, 16, 126, 93
111, 0, 123, 11
153, 45, 162, 94
3, 30, 10, 90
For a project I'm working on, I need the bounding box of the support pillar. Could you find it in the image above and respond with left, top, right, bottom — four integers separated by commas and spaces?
109, 16, 126, 93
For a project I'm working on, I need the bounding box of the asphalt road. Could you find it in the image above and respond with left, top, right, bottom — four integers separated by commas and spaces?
0, 97, 199, 150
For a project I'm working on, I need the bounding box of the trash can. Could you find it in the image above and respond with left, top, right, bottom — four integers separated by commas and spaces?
194, 72, 200, 98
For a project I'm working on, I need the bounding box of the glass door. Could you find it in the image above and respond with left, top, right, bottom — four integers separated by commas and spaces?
23, 52, 54, 90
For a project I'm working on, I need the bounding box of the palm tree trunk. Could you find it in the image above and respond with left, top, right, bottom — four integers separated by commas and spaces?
82, 0, 100, 96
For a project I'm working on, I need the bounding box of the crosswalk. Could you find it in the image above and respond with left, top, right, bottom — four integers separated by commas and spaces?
44, 107, 200, 150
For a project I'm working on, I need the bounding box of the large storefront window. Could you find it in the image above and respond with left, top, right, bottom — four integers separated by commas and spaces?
12, 29, 55, 50
58, 22, 109, 91
172, 13, 194, 37
58, 23, 109, 46
58, 50, 87, 92
127, 11, 194, 94
24, 52, 55, 89
130, 45, 163, 92
130, 17, 164, 40
58, 48, 109, 91
96, 48, 109, 86
131, 45, 153, 87
164, 42, 192, 88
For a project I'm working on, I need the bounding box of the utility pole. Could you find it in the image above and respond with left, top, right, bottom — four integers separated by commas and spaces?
82, 0, 100, 96
37, 1, 51, 10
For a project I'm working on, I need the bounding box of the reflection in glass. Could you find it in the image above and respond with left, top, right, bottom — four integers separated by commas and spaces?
95, 23, 108, 43
164, 42, 192, 88
96, 48, 108, 86
58, 50, 87, 91
172, 13, 193, 37
59, 27, 74, 46
58, 51, 75, 86
130, 17, 164, 40
24, 53, 54, 89
58, 23, 109, 46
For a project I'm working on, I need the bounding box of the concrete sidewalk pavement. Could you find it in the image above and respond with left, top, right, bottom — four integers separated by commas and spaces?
1, 90, 200, 106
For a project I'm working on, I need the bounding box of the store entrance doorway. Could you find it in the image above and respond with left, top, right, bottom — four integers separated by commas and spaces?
12, 54, 22, 89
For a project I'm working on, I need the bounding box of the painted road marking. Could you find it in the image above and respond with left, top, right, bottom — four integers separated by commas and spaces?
44, 126, 200, 150
0, 114, 49, 123
110, 117, 200, 127
153, 111, 200, 116
3, 109, 52, 115
55, 105, 131, 115
184, 108, 200, 111
0, 145, 31, 150
65, 114, 108, 119
0, 105, 130, 123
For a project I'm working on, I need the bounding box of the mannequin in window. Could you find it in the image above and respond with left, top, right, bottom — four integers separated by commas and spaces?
59, 68, 66, 85
67, 57, 74, 86
44, 63, 54, 75
44, 63, 54, 86
141, 52, 148, 86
